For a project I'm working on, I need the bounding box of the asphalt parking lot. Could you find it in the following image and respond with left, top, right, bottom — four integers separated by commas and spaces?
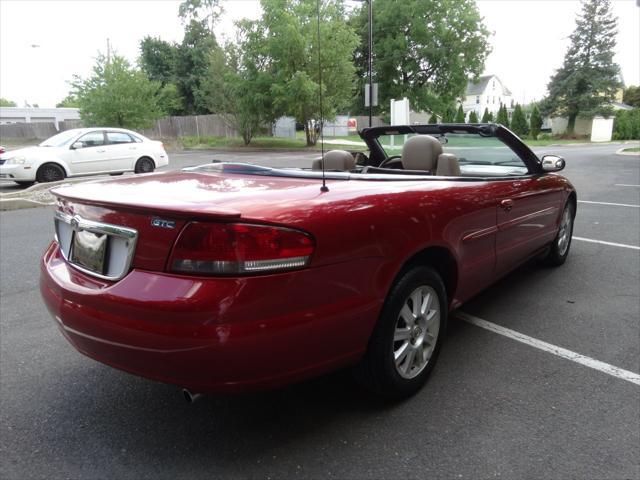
1, 143, 638, 479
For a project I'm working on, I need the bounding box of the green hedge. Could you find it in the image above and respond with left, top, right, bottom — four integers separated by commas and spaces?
613, 109, 640, 140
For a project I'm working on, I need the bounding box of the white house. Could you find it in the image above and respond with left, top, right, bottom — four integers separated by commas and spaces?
0, 107, 80, 129
462, 75, 513, 121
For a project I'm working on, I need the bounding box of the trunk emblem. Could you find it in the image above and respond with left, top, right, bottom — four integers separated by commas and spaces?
151, 218, 176, 229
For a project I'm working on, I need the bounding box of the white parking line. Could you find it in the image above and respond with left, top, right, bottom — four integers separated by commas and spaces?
573, 236, 640, 251
614, 184, 640, 187
456, 312, 640, 386
578, 200, 640, 208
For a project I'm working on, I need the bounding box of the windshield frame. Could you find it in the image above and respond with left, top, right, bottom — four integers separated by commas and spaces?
358, 123, 543, 174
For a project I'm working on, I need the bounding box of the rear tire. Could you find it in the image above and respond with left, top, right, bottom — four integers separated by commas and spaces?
542, 201, 575, 267
36, 163, 65, 183
354, 266, 447, 398
134, 157, 155, 174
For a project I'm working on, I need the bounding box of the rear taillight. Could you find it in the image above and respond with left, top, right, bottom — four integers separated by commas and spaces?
168, 222, 315, 275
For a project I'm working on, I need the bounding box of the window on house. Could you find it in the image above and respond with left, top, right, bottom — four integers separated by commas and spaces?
493, 80, 496, 89
476, 96, 480, 104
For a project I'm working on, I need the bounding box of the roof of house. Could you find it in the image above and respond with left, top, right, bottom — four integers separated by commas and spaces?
612, 102, 633, 111
466, 75, 512, 96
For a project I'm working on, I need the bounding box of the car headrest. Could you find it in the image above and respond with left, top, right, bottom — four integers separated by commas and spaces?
436, 153, 461, 176
401, 135, 443, 171
312, 150, 356, 171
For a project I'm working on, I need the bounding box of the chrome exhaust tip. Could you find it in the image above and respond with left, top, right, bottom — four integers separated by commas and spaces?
182, 388, 203, 404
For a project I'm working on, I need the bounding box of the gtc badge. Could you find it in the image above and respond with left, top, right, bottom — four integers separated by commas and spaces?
151, 218, 176, 229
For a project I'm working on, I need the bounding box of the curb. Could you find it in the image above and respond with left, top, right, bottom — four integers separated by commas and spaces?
0, 176, 106, 198
0, 197, 54, 211
615, 147, 640, 156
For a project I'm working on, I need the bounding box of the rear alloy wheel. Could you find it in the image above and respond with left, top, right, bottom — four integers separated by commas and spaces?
36, 163, 65, 183
542, 201, 575, 266
134, 157, 155, 174
354, 266, 447, 398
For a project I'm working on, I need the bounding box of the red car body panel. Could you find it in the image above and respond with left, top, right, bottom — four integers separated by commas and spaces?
40, 124, 576, 392
41, 169, 574, 392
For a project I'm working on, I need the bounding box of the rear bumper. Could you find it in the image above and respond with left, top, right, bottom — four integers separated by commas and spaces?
40, 242, 382, 392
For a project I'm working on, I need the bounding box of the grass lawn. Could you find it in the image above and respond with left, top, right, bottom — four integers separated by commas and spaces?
622, 146, 640, 153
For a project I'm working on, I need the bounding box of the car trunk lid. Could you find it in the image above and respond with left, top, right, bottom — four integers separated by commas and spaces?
51, 169, 331, 277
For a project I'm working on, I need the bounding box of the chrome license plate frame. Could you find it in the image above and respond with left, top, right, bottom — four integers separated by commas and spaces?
70, 229, 108, 275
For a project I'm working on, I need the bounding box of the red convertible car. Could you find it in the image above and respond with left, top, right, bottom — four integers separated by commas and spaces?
40, 124, 576, 399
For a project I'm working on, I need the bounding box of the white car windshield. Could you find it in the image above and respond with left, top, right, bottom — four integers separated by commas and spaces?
39, 130, 81, 147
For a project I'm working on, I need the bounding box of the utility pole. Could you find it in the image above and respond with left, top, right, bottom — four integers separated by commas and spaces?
367, 0, 373, 127
106, 38, 111, 64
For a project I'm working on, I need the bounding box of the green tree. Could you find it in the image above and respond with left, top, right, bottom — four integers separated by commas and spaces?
56, 94, 79, 108
176, 20, 220, 114
442, 106, 456, 123
481, 107, 492, 122
139, 36, 178, 85
544, 0, 621, 133
156, 83, 184, 116
510, 103, 529, 136
241, 0, 358, 146
200, 44, 271, 145
350, 0, 490, 115
623, 86, 640, 108
179, 0, 223, 35
455, 105, 465, 123
139, 37, 184, 115
529, 105, 543, 140
0, 98, 17, 107
468, 110, 479, 123
496, 103, 509, 127
71, 53, 162, 129
428, 112, 438, 123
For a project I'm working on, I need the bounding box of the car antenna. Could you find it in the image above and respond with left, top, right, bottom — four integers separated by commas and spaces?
316, 0, 328, 192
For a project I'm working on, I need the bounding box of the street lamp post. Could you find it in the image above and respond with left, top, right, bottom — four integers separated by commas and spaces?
353, 0, 373, 127
367, 0, 372, 127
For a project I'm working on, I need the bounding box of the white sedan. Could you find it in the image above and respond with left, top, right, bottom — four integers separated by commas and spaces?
0, 128, 169, 186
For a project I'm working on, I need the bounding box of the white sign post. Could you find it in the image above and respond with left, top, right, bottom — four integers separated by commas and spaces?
390, 98, 411, 147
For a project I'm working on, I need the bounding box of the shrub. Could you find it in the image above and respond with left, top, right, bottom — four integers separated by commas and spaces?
529, 105, 542, 140
510, 104, 529, 136
496, 104, 509, 128
613, 109, 640, 140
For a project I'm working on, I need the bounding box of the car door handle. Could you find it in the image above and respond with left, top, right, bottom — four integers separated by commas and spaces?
129, 146, 137, 150
97, 149, 106, 153
500, 199, 514, 212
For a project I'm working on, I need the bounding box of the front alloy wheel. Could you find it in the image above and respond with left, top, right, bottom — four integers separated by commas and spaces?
36, 163, 65, 183
542, 201, 575, 266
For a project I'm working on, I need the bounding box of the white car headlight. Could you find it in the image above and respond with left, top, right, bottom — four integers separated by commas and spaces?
5, 156, 27, 165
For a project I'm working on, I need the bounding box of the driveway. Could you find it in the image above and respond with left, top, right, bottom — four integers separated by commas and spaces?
0, 143, 638, 479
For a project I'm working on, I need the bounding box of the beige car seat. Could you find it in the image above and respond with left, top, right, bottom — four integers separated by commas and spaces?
312, 150, 356, 171
436, 153, 461, 176
401, 135, 443, 172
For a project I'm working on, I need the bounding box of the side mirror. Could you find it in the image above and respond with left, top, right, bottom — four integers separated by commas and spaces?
541, 154, 565, 172
71, 142, 84, 150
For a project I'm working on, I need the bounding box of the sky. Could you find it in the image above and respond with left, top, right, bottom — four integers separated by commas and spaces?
0, 0, 638, 108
